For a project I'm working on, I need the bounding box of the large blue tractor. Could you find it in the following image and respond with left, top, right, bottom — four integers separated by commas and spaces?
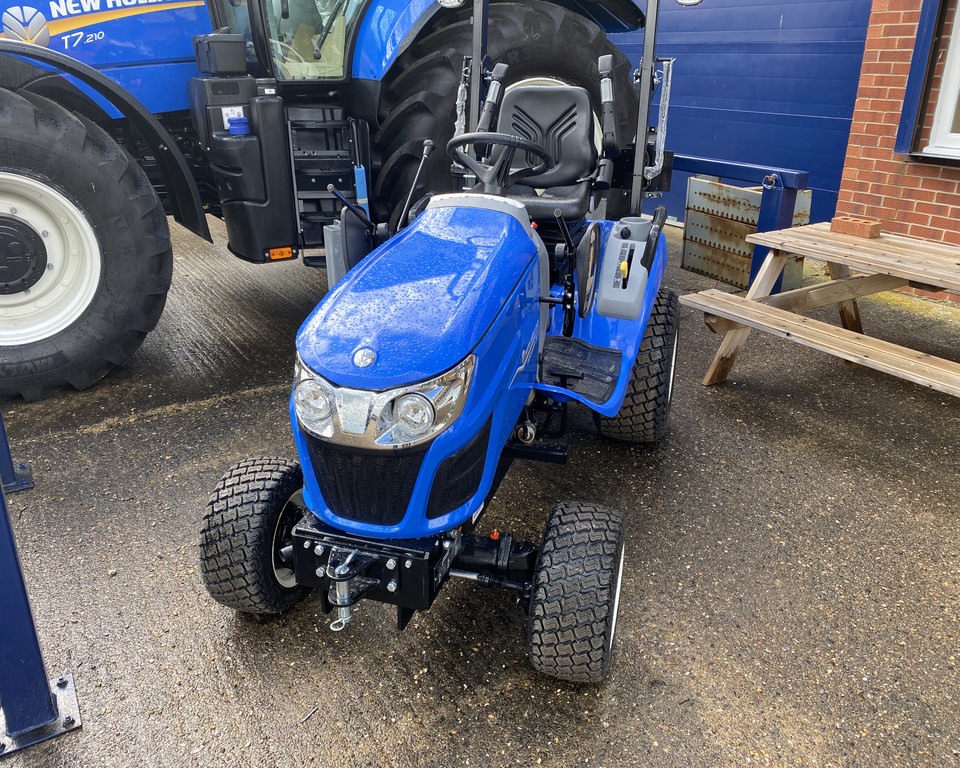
0, 0, 683, 400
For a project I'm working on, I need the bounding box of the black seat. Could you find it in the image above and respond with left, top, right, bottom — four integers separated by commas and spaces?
496, 85, 597, 221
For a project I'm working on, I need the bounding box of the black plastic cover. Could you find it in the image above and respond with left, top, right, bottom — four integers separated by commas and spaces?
193, 35, 247, 76
189, 75, 298, 262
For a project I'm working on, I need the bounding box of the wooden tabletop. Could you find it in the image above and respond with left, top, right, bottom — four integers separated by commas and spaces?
746, 222, 960, 294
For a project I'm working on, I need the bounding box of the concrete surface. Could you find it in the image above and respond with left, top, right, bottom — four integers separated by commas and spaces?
1, 219, 958, 768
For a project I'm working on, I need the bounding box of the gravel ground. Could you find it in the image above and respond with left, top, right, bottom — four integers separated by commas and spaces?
1, 221, 958, 768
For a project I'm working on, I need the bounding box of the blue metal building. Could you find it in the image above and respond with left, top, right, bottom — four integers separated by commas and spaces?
612, 0, 874, 223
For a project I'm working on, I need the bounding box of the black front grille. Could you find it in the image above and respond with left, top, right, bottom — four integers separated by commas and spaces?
426, 419, 491, 520
303, 434, 426, 527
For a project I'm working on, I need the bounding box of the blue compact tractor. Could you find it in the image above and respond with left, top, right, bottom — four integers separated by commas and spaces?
199, 36, 682, 680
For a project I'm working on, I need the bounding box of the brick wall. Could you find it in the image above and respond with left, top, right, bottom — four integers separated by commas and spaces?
837, 0, 960, 258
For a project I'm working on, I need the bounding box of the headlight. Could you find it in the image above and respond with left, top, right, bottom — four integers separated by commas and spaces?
294, 355, 475, 450
394, 393, 435, 437
293, 379, 333, 436
293, 362, 337, 439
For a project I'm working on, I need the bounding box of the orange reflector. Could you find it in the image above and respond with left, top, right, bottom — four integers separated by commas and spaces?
269, 247, 294, 261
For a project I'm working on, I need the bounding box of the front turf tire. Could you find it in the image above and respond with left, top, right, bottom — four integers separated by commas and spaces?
0, 89, 172, 401
597, 288, 680, 443
527, 501, 626, 683
200, 457, 308, 615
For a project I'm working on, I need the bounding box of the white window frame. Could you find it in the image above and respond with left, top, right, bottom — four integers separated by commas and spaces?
925, 10, 960, 157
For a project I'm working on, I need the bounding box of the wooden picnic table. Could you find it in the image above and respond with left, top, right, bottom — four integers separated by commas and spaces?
679, 221, 960, 397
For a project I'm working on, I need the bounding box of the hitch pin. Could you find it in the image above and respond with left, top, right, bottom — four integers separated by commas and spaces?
330, 549, 360, 631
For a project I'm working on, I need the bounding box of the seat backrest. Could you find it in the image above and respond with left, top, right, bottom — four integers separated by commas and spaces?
496, 85, 596, 189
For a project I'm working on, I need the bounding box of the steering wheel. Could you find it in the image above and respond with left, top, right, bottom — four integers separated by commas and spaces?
447, 132, 555, 196
271, 38, 306, 63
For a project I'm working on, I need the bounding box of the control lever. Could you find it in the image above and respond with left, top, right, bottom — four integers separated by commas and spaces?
327, 183, 376, 236
398, 139, 436, 230
554, 209, 577, 337
641, 205, 668, 272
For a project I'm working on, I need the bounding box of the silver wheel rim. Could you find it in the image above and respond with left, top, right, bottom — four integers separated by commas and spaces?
271, 488, 304, 589
608, 543, 625, 650
0, 172, 101, 345
666, 331, 679, 404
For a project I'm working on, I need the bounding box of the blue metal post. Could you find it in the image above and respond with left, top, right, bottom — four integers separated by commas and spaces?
0, 411, 79, 756
0, 488, 59, 739
751, 173, 799, 289
0, 412, 33, 494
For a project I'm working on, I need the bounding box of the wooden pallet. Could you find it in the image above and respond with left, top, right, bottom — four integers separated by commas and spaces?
682, 289, 960, 398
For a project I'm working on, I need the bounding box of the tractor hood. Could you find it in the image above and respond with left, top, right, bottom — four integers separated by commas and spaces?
297, 205, 541, 390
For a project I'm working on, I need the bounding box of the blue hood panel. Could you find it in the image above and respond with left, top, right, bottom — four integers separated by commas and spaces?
297, 206, 540, 390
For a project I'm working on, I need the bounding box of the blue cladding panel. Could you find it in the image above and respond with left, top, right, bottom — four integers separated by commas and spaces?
612, 0, 873, 223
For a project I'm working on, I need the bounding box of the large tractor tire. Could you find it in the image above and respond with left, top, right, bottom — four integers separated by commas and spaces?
372, 0, 639, 227
0, 89, 172, 401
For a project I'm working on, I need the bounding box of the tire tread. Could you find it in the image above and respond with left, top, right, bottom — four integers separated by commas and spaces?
528, 501, 625, 683
199, 457, 307, 615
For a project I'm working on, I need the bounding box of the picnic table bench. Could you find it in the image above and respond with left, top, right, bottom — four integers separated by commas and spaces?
679, 222, 960, 397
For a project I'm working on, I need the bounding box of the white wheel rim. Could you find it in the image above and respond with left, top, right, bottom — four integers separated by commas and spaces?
0, 172, 101, 345
608, 543, 625, 650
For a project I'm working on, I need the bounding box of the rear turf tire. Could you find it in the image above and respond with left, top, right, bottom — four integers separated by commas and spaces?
596, 288, 680, 443
200, 457, 308, 615
0, 89, 172, 401
527, 501, 626, 683
373, 0, 638, 228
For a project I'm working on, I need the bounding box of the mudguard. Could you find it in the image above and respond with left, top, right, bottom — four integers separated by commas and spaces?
351, 0, 645, 81
534, 221, 670, 417
0, 39, 210, 241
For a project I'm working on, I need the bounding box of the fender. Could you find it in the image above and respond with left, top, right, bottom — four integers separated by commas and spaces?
0, 39, 211, 242
351, 0, 646, 82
